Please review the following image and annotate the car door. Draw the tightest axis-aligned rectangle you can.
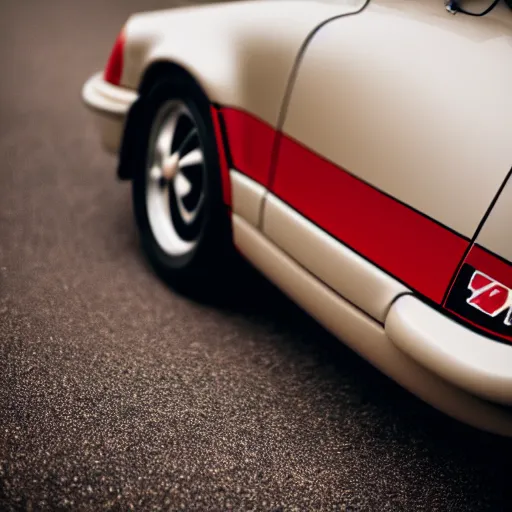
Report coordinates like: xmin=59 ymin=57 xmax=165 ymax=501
xmin=263 ymin=0 xmax=512 ymax=320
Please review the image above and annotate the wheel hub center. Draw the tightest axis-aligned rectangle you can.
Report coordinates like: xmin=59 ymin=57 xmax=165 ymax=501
xmin=162 ymin=153 xmax=180 ymax=181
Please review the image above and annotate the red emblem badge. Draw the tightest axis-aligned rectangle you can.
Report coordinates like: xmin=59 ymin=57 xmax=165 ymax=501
xmin=467 ymin=271 xmax=512 ymax=326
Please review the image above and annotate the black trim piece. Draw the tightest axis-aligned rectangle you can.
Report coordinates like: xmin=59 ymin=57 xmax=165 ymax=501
xmin=446 ymin=0 xmax=501 ymax=17
xmin=470 ymin=166 xmax=512 ymax=243
xmin=444 ymin=263 xmax=512 ymax=341
xmin=440 ymin=244 xmax=472 ymax=307
xmin=117 ymin=98 xmax=144 ymax=181
xmin=214 ymin=107 xmax=234 ymax=171
xmin=441 ymin=166 xmax=512 ymax=305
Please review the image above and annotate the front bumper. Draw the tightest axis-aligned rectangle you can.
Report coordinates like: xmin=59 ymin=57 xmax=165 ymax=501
xmin=82 ymin=72 xmax=138 ymax=154
xmin=387 ymin=295 xmax=512 ymax=406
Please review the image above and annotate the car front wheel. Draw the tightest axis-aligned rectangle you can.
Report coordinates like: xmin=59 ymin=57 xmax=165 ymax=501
xmin=132 ymin=76 xmax=233 ymax=294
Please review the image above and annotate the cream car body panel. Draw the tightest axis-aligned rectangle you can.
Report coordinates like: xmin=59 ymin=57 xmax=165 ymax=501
xmin=387 ymin=294 xmax=512 ymax=405
xmin=82 ymin=72 xmax=138 ymax=153
xmin=122 ymin=0 xmax=366 ymax=128
xmin=276 ymin=0 xmax=512 ymax=238
xmin=230 ymin=170 xmax=265 ymax=227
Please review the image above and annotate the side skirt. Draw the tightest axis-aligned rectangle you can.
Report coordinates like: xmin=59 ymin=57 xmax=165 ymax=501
xmin=232 ymin=212 xmax=512 ymax=436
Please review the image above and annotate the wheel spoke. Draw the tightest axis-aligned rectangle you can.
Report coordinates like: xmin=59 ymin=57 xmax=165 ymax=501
xmin=176 ymin=190 xmax=204 ymax=225
xmin=174 ymin=172 xmax=192 ymax=197
xmin=179 ymin=148 xmax=203 ymax=168
xmin=149 ymin=165 xmax=162 ymax=182
xmin=171 ymin=113 xmax=194 ymax=154
xmin=178 ymin=128 xmax=198 ymax=157
xmin=154 ymin=120 xmax=175 ymax=162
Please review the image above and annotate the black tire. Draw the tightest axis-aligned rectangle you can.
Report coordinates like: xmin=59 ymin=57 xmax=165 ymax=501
xmin=132 ymin=74 xmax=234 ymax=295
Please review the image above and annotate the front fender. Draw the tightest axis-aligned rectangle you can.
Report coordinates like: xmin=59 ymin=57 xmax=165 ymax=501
xmin=121 ymin=0 xmax=366 ymax=128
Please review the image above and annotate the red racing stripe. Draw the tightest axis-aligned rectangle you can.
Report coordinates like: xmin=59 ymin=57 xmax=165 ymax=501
xmin=271 ymin=135 xmax=469 ymax=304
xmin=219 ymin=106 xmax=469 ymax=303
xmin=221 ymin=108 xmax=276 ymax=186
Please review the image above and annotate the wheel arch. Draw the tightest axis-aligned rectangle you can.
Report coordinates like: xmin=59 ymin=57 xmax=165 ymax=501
xmin=118 ymin=59 xmax=232 ymax=208
xmin=118 ymin=59 xmax=210 ymax=182
xmin=137 ymin=60 xmax=210 ymax=103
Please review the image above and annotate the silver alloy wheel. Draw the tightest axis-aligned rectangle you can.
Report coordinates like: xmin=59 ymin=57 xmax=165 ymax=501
xmin=145 ymin=100 xmax=206 ymax=257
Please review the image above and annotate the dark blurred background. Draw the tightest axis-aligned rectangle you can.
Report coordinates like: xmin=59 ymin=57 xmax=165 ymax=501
xmin=1 ymin=0 xmax=512 ymax=510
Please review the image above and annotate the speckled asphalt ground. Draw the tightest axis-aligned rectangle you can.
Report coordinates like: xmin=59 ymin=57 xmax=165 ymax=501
xmin=1 ymin=1 xmax=512 ymax=510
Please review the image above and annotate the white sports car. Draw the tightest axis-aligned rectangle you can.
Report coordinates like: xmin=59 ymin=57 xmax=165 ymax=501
xmin=83 ymin=0 xmax=512 ymax=435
